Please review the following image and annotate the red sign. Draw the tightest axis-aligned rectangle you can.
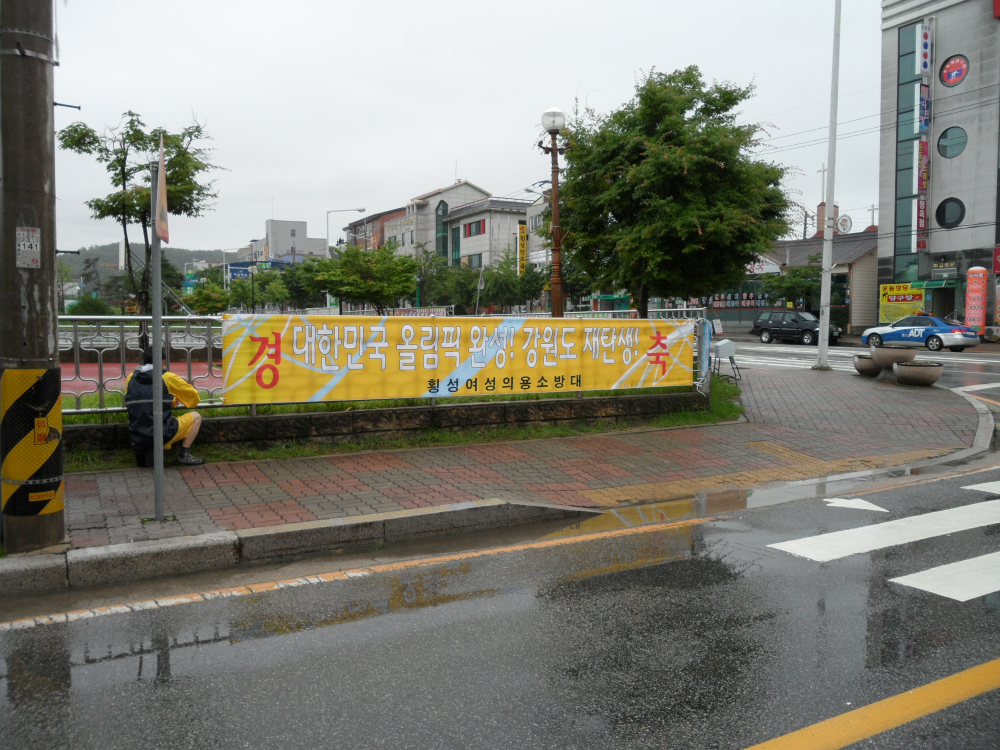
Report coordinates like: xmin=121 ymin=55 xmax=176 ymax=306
xmin=941 ymin=56 xmax=969 ymax=87
xmin=993 ymin=247 xmax=1000 ymax=274
xmin=886 ymin=293 xmax=923 ymax=303
xmin=966 ymin=267 xmax=988 ymax=333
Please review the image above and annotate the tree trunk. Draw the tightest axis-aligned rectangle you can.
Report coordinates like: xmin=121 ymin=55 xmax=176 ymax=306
xmin=637 ymin=284 xmax=649 ymax=319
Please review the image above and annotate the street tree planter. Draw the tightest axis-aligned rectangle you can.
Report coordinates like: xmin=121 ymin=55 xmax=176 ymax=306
xmin=853 ymin=354 xmax=881 ymax=377
xmin=893 ymin=361 xmax=944 ymax=387
xmin=870 ymin=344 xmax=916 ymax=383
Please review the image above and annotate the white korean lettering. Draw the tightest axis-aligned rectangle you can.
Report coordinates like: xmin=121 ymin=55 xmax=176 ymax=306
xmin=317 ymin=324 xmax=340 ymax=372
xmin=559 ymin=327 xmax=577 ymax=359
xmin=442 ymin=326 xmax=461 ymax=368
xmin=369 ymin=325 xmax=388 ymax=370
xmin=344 ymin=325 xmax=364 ymax=370
xmin=397 ymin=324 xmax=417 ymax=371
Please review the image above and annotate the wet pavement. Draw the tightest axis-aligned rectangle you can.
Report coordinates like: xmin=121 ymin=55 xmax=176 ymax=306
xmin=4 ymin=466 xmax=1000 ymax=748
xmin=733 ymin=340 xmax=1000 ymax=390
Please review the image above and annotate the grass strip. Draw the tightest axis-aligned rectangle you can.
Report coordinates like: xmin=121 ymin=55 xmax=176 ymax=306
xmin=64 ymin=377 xmax=742 ymax=473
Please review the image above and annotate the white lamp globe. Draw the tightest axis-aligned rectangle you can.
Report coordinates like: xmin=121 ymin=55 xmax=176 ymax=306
xmin=541 ymin=108 xmax=566 ymax=133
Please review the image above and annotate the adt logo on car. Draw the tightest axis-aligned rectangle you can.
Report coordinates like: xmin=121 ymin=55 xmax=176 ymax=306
xmin=903 ymin=329 xmax=924 ymax=339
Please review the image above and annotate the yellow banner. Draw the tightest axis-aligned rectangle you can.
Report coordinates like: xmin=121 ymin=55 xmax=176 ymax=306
xmin=879 ymin=283 xmax=925 ymax=324
xmin=222 ymin=315 xmax=695 ymax=404
xmin=518 ymin=224 xmax=527 ymax=275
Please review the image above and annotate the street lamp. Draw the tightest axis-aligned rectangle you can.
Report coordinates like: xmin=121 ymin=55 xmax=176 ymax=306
xmin=538 ymin=108 xmax=567 ymax=317
xmin=248 ymin=265 xmax=257 ymax=314
xmin=327 ymin=208 xmax=365 ymax=258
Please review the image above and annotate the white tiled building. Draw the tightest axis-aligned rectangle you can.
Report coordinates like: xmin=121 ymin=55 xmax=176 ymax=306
xmin=237 ymin=220 xmax=328 ymax=262
xmin=383 ymin=181 xmax=490 ymax=262
xmin=443 ymin=197 xmax=532 ymax=268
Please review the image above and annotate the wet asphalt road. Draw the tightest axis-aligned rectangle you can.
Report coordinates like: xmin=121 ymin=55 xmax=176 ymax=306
xmin=3 ymin=467 xmax=1000 ymax=748
xmin=733 ymin=341 xmax=1000 ymax=390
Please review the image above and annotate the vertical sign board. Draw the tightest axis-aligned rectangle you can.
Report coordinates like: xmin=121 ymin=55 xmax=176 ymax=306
xmin=880 ymin=283 xmax=925 ymax=323
xmin=916 ymin=199 xmax=928 ymax=251
xmin=518 ymin=222 xmax=528 ymax=275
xmin=966 ymin=267 xmax=988 ymax=333
xmin=916 ymin=23 xmax=932 ymax=76
xmin=917 ymin=141 xmax=929 ymax=194
xmin=919 ymin=84 xmax=931 ymax=132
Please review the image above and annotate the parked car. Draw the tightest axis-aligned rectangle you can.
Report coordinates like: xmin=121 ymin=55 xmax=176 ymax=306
xmin=750 ymin=311 xmax=842 ymax=345
xmin=861 ymin=315 xmax=979 ymax=352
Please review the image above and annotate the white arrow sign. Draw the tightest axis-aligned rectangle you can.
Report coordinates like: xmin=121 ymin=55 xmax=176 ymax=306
xmin=823 ymin=498 xmax=889 ymax=512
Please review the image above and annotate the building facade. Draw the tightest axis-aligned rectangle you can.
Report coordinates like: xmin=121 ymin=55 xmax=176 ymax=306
xmin=443 ymin=197 xmax=531 ymax=268
xmin=344 ymin=207 xmax=405 ymax=250
xmin=879 ymin=0 xmax=1000 ymax=326
xmin=526 ymin=194 xmax=550 ymax=265
xmin=237 ymin=220 xmax=329 ymax=262
xmin=382 ymin=181 xmax=490 ymax=262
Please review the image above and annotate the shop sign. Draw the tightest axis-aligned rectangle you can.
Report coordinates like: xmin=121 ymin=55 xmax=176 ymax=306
xmin=966 ymin=267 xmax=988 ymax=333
xmin=879 ymin=283 xmax=924 ymax=323
xmin=221 ymin=315 xmax=696 ymax=404
xmin=940 ymin=55 xmax=969 ymax=87
xmin=919 ymin=84 xmax=931 ymax=132
xmin=917 ymin=141 xmax=929 ymax=194
xmin=916 ymin=24 xmax=933 ymax=76
xmin=915 ymin=199 xmax=928 ymax=252
xmin=994 ymin=247 xmax=1000 ymax=275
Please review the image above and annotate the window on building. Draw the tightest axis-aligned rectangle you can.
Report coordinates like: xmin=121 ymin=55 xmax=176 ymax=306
xmin=291 ymin=229 xmax=296 ymax=237
xmin=529 ymin=215 xmax=545 ymax=232
xmin=937 ymin=127 xmax=968 ymax=158
xmin=893 ymin=21 xmax=925 ymax=280
xmin=469 ymin=254 xmax=482 ymax=269
xmin=464 ymin=219 xmax=486 ymax=238
xmin=410 ymin=231 xmax=414 ymax=245
xmin=452 ymin=227 xmax=461 ymax=266
xmin=936 ymin=198 xmax=965 ymax=228
xmin=435 ymin=201 xmax=448 ymax=258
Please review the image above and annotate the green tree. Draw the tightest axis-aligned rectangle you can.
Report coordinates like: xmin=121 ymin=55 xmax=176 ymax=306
xmin=161 ymin=256 xmax=184 ymax=292
xmin=562 ymin=257 xmax=594 ymax=308
xmin=517 ymin=263 xmax=547 ymax=311
xmin=196 ymin=266 xmax=225 ymax=287
xmin=56 ymin=261 xmax=73 ymax=314
xmin=560 ymin=67 xmax=789 ymax=317
xmin=280 ymin=260 xmax=326 ymax=309
xmin=413 ymin=242 xmax=446 ymax=307
xmin=229 ymin=278 xmax=253 ymax=310
xmin=263 ymin=278 xmax=291 ymax=309
xmin=429 ymin=265 xmax=480 ymax=312
xmin=58 ymin=112 xmax=220 ymax=314
xmin=188 ymin=282 xmax=230 ymax=315
xmin=67 ymin=295 xmax=115 ymax=316
xmin=312 ymin=241 xmax=418 ymax=314
xmin=760 ymin=253 xmax=843 ymax=313
xmin=81 ymin=256 xmax=104 ymax=299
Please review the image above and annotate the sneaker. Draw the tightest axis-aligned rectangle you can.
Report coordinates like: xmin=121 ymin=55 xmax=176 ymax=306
xmin=135 ymin=450 xmax=153 ymax=468
xmin=174 ymin=453 xmax=206 ymax=467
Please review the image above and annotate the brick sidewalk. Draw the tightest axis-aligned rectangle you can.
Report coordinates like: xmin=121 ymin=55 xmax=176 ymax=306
xmin=63 ymin=368 xmax=978 ymax=548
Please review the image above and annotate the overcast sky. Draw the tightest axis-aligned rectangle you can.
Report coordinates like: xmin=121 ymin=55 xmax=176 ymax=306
xmin=53 ymin=0 xmax=882 ymax=252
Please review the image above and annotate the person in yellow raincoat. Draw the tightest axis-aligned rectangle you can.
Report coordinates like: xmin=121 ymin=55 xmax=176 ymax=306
xmin=125 ymin=347 xmax=205 ymax=467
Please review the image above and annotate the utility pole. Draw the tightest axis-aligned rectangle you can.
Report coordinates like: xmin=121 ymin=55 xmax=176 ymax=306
xmin=150 ymin=162 xmax=165 ymax=522
xmin=815 ymin=0 xmax=842 ymax=372
xmin=0 ymin=1 xmax=64 ymax=551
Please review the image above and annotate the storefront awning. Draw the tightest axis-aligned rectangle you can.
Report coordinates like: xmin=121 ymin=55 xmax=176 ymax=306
xmin=910 ymin=279 xmax=958 ymax=289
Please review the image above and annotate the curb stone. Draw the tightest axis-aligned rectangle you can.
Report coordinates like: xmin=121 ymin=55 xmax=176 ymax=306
xmin=0 ymin=500 xmax=599 ymax=597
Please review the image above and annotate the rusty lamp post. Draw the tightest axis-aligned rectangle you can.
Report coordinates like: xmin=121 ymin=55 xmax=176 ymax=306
xmin=539 ymin=108 xmax=567 ymax=317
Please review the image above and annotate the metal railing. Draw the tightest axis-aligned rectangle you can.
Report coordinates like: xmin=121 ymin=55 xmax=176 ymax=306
xmin=59 ymin=316 xmax=223 ymax=413
xmin=59 ymin=311 xmax=710 ymax=414
xmin=481 ymin=308 xmax=708 ymax=320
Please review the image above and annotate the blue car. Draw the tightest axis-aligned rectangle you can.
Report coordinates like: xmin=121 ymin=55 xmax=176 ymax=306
xmin=861 ymin=315 xmax=979 ymax=352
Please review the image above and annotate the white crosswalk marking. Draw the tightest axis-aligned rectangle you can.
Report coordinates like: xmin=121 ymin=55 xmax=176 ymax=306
xmin=962 ymin=480 xmax=1000 ymax=494
xmin=768 ymin=500 xmax=1000 ymax=562
xmin=890 ymin=551 xmax=1000 ymax=602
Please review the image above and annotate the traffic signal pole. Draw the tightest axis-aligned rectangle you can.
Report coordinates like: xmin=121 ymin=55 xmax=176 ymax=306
xmin=0 ymin=0 xmax=65 ymax=551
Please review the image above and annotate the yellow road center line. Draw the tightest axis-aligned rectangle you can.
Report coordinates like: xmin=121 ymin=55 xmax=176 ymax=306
xmin=0 ymin=516 xmax=714 ymax=631
xmin=971 ymin=394 xmax=1000 ymax=409
xmin=745 ymin=656 xmax=1000 ymax=750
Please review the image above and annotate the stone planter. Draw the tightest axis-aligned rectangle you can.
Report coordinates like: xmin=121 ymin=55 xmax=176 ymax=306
xmin=893 ymin=361 xmax=944 ymax=387
xmin=870 ymin=345 xmax=917 ymax=383
xmin=853 ymin=354 xmax=881 ymax=377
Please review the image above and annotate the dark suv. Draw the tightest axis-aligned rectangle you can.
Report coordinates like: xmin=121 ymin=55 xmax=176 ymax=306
xmin=751 ymin=311 xmax=842 ymax=345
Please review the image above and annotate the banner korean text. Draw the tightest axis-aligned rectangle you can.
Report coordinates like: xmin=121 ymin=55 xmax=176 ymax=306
xmin=222 ymin=315 xmax=695 ymax=404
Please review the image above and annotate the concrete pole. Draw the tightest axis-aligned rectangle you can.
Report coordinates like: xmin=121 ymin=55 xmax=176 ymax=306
xmin=815 ymin=0 xmax=842 ymax=371
xmin=0 ymin=1 xmax=65 ymax=551
xmin=150 ymin=163 xmax=165 ymax=522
